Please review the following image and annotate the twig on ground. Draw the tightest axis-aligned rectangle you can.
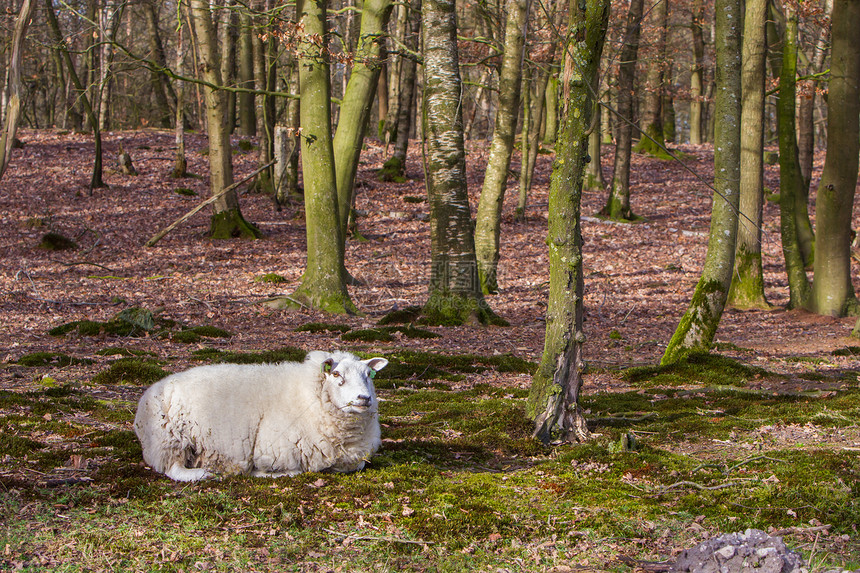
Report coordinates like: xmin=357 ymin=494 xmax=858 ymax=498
xmin=50 ymin=260 xmax=115 ymax=272
xmin=770 ymin=524 xmax=831 ymax=537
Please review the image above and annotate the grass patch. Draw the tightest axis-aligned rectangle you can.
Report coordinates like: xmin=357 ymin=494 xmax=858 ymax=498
xmin=95 ymin=347 xmax=155 ymax=357
xmin=171 ymin=325 xmax=234 ymax=344
xmin=376 ymin=306 xmax=423 ymax=325
xmin=37 ymin=232 xmax=77 ymax=251
xmin=174 ymin=187 xmax=197 ymax=197
xmin=341 ymin=328 xmax=394 ymax=343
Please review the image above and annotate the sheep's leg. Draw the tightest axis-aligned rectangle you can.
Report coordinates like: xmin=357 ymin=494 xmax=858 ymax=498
xmin=165 ymin=462 xmax=212 ymax=482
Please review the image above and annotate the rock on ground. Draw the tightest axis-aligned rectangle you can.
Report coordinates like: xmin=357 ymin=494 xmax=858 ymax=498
xmin=670 ymin=529 xmax=804 ymax=573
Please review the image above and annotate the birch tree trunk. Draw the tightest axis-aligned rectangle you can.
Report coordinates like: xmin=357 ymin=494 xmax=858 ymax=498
xmin=474 ymin=0 xmax=530 ymax=294
xmin=811 ymin=0 xmax=860 ymax=317
xmin=0 ymin=0 xmax=35 ymax=181
xmin=727 ymin=0 xmax=770 ymax=309
xmin=189 ymin=0 xmax=259 ymax=239
xmin=662 ymin=0 xmax=741 ymax=364
xmin=528 ymin=0 xmax=609 ymax=443
xmin=421 ymin=0 xmax=501 ymax=325
xmin=601 ymin=0 xmax=643 ymax=221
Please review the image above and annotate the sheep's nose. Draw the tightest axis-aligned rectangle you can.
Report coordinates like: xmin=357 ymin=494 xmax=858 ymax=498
xmin=356 ymin=394 xmax=372 ymax=405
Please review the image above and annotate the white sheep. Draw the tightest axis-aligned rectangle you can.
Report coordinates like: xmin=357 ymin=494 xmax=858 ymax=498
xmin=133 ymin=351 xmax=388 ymax=482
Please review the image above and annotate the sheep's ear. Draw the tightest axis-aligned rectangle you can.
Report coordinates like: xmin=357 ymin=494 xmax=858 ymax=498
xmin=364 ymin=357 xmax=388 ymax=372
xmin=322 ymin=358 xmax=334 ymax=373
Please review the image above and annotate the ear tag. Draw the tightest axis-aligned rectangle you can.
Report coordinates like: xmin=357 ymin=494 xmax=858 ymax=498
xmin=369 ymin=370 xmax=376 ymax=379
xmin=323 ymin=361 xmax=333 ymax=373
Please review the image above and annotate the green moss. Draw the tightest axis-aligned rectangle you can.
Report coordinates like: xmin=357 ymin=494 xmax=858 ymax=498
xmin=420 ymin=293 xmax=508 ymax=327
xmin=90 ymin=359 xmax=169 ymax=386
xmin=383 ymin=326 xmax=440 ymax=339
xmin=377 ymin=306 xmax=423 ymax=325
xmin=38 ymin=232 xmax=77 ymax=251
xmin=209 ymin=209 xmax=261 ymax=240
xmin=295 ymin=322 xmax=352 ymax=333
xmin=608 ymin=329 xmax=622 ymax=340
xmin=403 ymin=196 xmax=425 ymax=203
xmin=378 ymin=156 xmax=405 ymax=182
xmin=236 ymin=139 xmax=256 ymax=152
xmin=832 ymin=346 xmax=860 ymax=357
xmin=95 ymin=347 xmax=154 ymax=357
xmin=624 ymin=352 xmax=766 ymax=388
xmin=16 ymin=352 xmax=93 ymax=367
xmin=191 ymin=346 xmax=306 ymax=364
xmin=174 ymin=187 xmax=197 ymax=197
xmin=0 ymin=431 xmax=44 ymax=457
xmin=254 ymin=273 xmax=288 ymax=284
xmin=341 ymin=328 xmax=394 ymax=342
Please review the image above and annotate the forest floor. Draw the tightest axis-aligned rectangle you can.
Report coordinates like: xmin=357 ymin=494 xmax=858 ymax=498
xmin=0 ymin=128 xmax=859 ymax=572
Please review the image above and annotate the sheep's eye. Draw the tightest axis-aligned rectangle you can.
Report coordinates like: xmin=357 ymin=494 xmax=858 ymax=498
xmin=332 ymin=371 xmax=341 ymax=378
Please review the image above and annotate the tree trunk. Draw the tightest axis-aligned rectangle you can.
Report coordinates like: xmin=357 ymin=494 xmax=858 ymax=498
xmin=516 ymin=69 xmax=550 ymax=221
xmin=689 ymin=0 xmax=705 ymax=144
xmin=237 ymin=7 xmax=257 ymax=137
xmin=584 ymin=99 xmax=605 ymax=192
xmin=251 ymin=0 xmax=277 ymax=195
xmin=797 ymin=0 xmax=831 ymax=191
xmin=381 ymin=0 xmax=422 ymax=180
xmin=633 ymin=0 xmax=669 ymax=156
xmin=601 ymin=0 xmax=643 ymax=221
xmin=777 ymin=8 xmax=812 ymax=310
xmin=189 ymin=0 xmax=259 ymax=239
xmin=172 ymin=20 xmax=188 ymax=179
xmin=98 ymin=0 xmax=124 ymax=131
xmin=268 ymin=0 xmax=356 ymax=313
xmin=219 ymin=1 xmax=238 ymax=134
xmin=474 ymin=0 xmax=530 ymax=294
xmin=542 ymin=75 xmax=558 ymax=145
xmin=528 ymin=0 xmax=609 ymax=443
xmin=0 ymin=0 xmax=36 ymax=181
xmin=662 ymin=0 xmax=741 ymax=364
xmin=45 ymin=0 xmax=106 ymax=191
xmin=421 ymin=0 xmax=501 ymax=325
xmin=143 ymin=1 xmax=176 ymax=128
xmin=727 ymin=0 xmax=769 ymax=309
xmin=332 ymin=0 xmax=394 ymax=242
xmin=811 ymin=0 xmax=860 ymax=317
xmin=275 ymin=64 xmax=302 ymax=205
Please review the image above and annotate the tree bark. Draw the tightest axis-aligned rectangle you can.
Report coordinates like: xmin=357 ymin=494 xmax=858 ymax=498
xmin=474 ymin=0 xmax=530 ymax=294
xmin=268 ymin=0 xmax=356 ymax=313
xmin=421 ymin=0 xmax=501 ymax=325
xmin=0 ymin=0 xmax=36 ymax=181
xmin=601 ymin=0 xmax=643 ymax=221
xmin=811 ymin=0 xmax=860 ymax=317
xmin=727 ymin=0 xmax=769 ymax=309
xmin=776 ymin=8 xmax=812 ymax=310
xmin=143 ymin=1 xmax=176 ymax=128
xmin=332 ymin=0 xmax=394 ymax=242
xmin=172 ymin=19 xmax=188 ymax=179
xmin=98 ymin=0 xmax=124 ymax=131
xmin=689 ymin=0 xmax=705 ymax=144
xmin=237 ymin=6 xmax=257 ymax=136
xmin=189 ymin=0 xmax=259 ymax=239
xmin=662 ymin=0 xmax=741 ymax=364
xmin=528 ymin=0 xmax=609 ymax=443
xmin=633 ymin=0 xmax=669 ymax=156
xmin=45 ymin=0 xmax=106 ymax=191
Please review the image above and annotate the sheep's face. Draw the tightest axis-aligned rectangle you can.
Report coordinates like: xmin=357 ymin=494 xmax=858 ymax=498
xmin=322 ymin=357 xmax=388 ymax=415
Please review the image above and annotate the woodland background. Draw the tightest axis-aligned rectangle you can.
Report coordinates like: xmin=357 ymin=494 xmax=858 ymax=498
xmin=0 ymin=0 xmax=859 ymax=570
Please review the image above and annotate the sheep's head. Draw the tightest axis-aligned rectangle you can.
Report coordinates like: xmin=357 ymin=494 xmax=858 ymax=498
xmin=321 ymin=355 xmax=388 ymax=415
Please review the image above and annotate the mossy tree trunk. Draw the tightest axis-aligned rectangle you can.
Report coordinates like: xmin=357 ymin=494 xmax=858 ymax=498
xmin=189 ymin=0 xmax=259 ymax=239
xmin=601 ymin=0 xmax=643 ymax=221
xmin=662 ymin=0 xmax=741 ymax=365
xmin=421 ymin=0 xmax=500 ymax=325
xmin=633 ymin=0 xmax=669 ymax=157
xmin=727 ymin=0 xmax=769 ymax=309
xmin=527 ymin=0 xmax=609 ymax=443
xmin=811 ymin=0 xmax=860 ymax=317
xmin=0 ymin=0 xmax=35 ymax=181
xmin=474 ymin=0 xmax=530 ymax=294
xmin=237 ymin=7 xmax=257 ymax=137
xmin=776 ymin=8 xmax=811 ymax=310
xmin=689 ymin=0 xmax=705 ymax=145
xmin=332 ymin=0 xmax=394 ymax=241
xmin=269 ymin=0 xmax=356 ymax=314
